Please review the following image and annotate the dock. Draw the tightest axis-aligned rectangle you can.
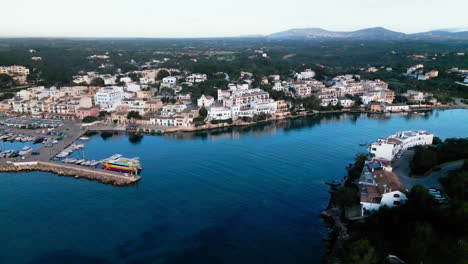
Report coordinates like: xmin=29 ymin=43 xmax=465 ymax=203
xmin=0 ymin=122 xmax=141 ymax=186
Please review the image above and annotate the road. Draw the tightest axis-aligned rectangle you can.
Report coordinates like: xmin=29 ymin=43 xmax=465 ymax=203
xmin=393 ymin=150 xmax=464 ymax=190
xmin=454 ymin=98 xmax=468 ymax=109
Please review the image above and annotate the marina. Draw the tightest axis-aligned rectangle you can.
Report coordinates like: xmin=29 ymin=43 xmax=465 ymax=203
xmin=0 ymin=122 xmax=142 ymax=185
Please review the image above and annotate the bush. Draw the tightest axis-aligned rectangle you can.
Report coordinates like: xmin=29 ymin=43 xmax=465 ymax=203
xmin=82 ymin=116 xmax=98 ymax=123
xmin=242 ymin=116 xmax=252 ymax=122
xmin=210 ymin=118 xmax=232 ymax=125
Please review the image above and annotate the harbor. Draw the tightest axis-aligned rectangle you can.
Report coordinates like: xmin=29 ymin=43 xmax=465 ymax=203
xmin=0 ymin=121 xmax=142 ymax=186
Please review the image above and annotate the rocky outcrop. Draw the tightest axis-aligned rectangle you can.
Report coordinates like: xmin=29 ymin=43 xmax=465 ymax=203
xmin=321 ymin=208 xmax=349 ymax=264
xmin=0 ymin=162 xmax=140 ymax=186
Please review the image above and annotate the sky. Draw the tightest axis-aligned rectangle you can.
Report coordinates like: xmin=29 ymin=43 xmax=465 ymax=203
xmin=1 ymin=0 xmax=467 ymax=38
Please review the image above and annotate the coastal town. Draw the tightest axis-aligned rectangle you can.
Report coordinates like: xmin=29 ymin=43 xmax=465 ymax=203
xmin=1 ymin=2 xmax=468 ymax=262
xmin=0 ymin=61 xmax=461 ymax=135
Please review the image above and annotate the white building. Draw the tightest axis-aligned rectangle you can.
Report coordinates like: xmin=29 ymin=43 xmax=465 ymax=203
xmin=251 ymin=99 xmax=277 ymax=115
xmin=297 ymin=69 xmax=315 ymax=80
xmin=120 ymin=77 xmax=132 ymax=83
xmin=186 ymin=73 xmax=207 ymax=83
xmin=103 ymin=76 xmax=117 ymax=85
xmin=95 ymin=86 xmax=124 ymax=111
xmin=382 ymin=104 xmax=410 ymax=112
xmin=339 ymin=98 xmax=355 ymax=107
xmin=161 ymin=77 xmax=177 ymax=88
xmin=208 ymin=105 xmax=232 ymax=120
xmin=197 ymin=95 xmax=215 ymax=107
xmin=369 ymin=130 xmax=434 ymax=161
xmin=360 ymin=94 xmax=375 ymax=105
xmin=126 ymin=83 xmax=141 ymax=93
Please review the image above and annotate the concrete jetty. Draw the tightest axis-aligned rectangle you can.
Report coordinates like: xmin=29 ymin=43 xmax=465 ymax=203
xmin=0 ymin=161 xmax=140 ymax=186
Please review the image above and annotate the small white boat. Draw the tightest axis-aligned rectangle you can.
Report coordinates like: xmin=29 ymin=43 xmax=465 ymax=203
xmin=19 ymin=149 xmax=32 ymax=156
xmin=79 ymin=137 xmax=90 ymax=140
xmin=22 ymin=146 xmax=31 ymax=151
xmin=109 ymin=154 xmax=122 ymax=160
xmin=68 ymin=158 xmax=77 ymax=163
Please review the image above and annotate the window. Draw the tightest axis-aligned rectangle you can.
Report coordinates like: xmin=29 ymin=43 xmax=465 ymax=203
xmin=393 ymin=194 xmax=400 ymax=198
xmin=393 ymin=201 xmax=400 ymax=205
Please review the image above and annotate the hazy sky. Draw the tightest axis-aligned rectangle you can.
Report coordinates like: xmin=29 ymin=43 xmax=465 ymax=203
xmin=1 ymin=0 xmax=467 ymax=38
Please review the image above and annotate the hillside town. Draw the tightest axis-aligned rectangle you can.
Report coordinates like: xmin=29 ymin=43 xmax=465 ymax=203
xmin=0 ymin=62 xmax=451 ymax=133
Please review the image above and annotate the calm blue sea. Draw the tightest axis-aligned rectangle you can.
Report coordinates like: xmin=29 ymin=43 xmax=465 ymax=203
xmin=0 ymin=110 xmax=467 ymax=264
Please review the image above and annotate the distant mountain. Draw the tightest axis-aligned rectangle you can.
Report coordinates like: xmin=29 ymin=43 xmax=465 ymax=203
xmin=268 ymin=27 xmax=405 ymax=40
xmin=267 ymin=27 xmax=468 ymax=40
xmin=409 ymin=29 xmax=468 ymax=40
xmin=433 ymin=27 xmax=468 ymax=33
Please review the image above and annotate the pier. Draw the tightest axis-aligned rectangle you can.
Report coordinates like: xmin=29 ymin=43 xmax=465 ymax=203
xmin=0 ymin=161 xmax=140 ymax=186
xmin=0 ymin=122 xmax=141 ymax=186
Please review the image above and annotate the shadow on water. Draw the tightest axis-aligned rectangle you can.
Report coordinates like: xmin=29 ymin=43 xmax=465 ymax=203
xmin=129 ymin=134 xmax=144 ymax=144
xmin=27 ymin=250 xmax=111 ymax=264
xmin=114 ymin=210 xmax=246 ymax=264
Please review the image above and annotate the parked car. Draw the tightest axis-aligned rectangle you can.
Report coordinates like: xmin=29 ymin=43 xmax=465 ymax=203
xmin=31 ymin=152 xmax=40 ymax=155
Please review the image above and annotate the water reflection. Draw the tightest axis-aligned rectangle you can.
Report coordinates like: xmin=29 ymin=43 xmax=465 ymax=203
xmin=94 ymin=110 xmax=438 ymax=144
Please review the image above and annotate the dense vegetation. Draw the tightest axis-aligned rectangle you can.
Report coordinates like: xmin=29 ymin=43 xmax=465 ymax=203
xmin=330 ymin=153 xmax=367 ymax=209
xmin=0 ymin=38 xmax=467 ymax=98
xmin=341 ymin=160 xmax=468 ymax=264
xmin=410 ymin=138 xmax=468 ymax=174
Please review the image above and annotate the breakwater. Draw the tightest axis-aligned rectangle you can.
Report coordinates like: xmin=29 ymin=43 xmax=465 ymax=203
xmin=0 ymin=161 xmax=140 ymax=186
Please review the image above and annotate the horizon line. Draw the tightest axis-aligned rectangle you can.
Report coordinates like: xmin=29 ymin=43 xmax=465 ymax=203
xmin=1 ymin=26 xmax=467 ymax=39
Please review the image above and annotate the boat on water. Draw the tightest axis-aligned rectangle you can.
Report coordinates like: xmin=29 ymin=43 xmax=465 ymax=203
xmin=109 ymin=154 xmax=122 ymax=160
xmin=79 ymin=137 xmax=90 ymax=140
xmin=102 ymin=156 xmax=142 ymax=175
xmin=359 ymin=142 xmax=367 ymax=146
xmin=22 ymin=146 xmax=31 ymax=151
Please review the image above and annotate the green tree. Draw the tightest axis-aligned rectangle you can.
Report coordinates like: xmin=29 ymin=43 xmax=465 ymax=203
xmin=410 ymin=146 xmax=438 ymax=174
xmin=332 ymin=186 xmax=358 ymax=208
xmin=98 ymin=111 xmax=109 ymax=118
xmin=91 ymin=77 xmax=105 ymax=86
xmin=157 ymin=70 xmax=170 ymax=80
xmin=128 ymin=72 xmax=141 ymax=82
xmin=0 ymin=74 xmax=15 ymax=89
xmin=127 ymin=111 xmax=142 ymax=120
xmin=199 ymin=107 xmax=207 ymax=117
xmin=408 ymin=222 xmax=436 ymax=263
xmin=344 ymin=239 xmax=378 ymax=264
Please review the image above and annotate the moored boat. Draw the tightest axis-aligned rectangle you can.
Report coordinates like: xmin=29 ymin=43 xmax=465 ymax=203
xmin=101 ymin=156 xmax=142 ymax=175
